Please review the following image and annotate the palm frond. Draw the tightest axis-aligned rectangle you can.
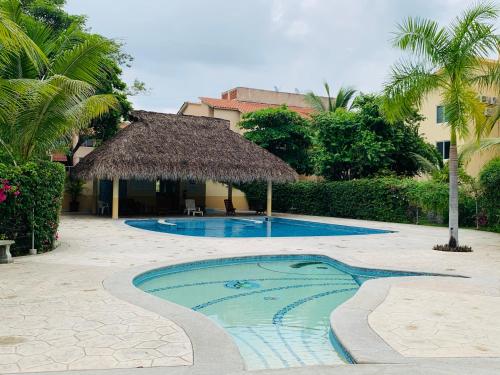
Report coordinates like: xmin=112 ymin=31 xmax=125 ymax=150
xmin=334 ymin=86 xmax=357 ymax=110
xmin=443 ymin=82 xmax=486 ymax=140
xmin=305 ymin=92 xmax=326 ymax=112
xmin=460 ymin=137 xmax=500 ymax=162
xmin=0 ymin=9 xmax=47 ymax=72
xmin=50 ymin=34 xmax=117 ymax=87
xmin=323 ymin=82 xmax=333 ymax=112
xmin=447 ymin=2 xmax=499 ymax=68
xmin=471 ymin=60 xmax=500 ymax=90
xmin=410 ymin=152 xmax=440 ymax=173
xmin=393 ymin=16 xmax=449 ymax=64
xmin=383 ymin=59 xmax=442 ymax=121
xmin=66 ymin=94 xmax=119 ymax=130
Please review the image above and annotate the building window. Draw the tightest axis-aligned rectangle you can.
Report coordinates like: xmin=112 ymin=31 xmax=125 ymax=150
xmin=436 ymin=141 xmax=451 ymax=160
xmin=436 ymin=105 xmax=448 ymax=124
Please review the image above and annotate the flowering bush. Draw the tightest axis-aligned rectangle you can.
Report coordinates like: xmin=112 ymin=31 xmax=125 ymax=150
xmin=0 ymin=161 xmax=65 ymax=254
xmin=0 ymin=179 xmax=20 ymax=204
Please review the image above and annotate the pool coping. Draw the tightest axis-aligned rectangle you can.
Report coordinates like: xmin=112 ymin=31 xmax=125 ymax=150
xmin=102 ymin=252 xmax=495 ymax=374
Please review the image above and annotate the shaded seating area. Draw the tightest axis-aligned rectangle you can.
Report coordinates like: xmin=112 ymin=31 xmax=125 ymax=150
xmin=74 ymin=111 xmax=297 ymax=219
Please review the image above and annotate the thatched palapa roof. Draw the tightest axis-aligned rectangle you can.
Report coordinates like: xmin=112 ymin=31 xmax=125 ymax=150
xmin=74 ymin=111 xmax=298 ymax=183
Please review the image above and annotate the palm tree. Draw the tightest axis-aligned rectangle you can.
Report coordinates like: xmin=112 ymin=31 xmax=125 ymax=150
xmin=0 ymin=0 xmax=118 ymax=163
xmin=305 ymin=82 xmax=357 ymax=112
xmin=384 ymin=2 xmax=499 ymax=247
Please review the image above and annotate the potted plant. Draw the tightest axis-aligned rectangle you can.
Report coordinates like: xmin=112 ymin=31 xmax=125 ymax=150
xmin=66 ymin=177 xmax=85 ymax=212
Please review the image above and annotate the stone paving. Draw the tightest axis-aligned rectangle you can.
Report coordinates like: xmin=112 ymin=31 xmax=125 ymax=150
xmin=369 ymin=286 xmax=500 ymax=357
xmin=0 ymin=215 xmax=499 ymax=373
xmin=0 ymin=262 xmax=191 ymax=373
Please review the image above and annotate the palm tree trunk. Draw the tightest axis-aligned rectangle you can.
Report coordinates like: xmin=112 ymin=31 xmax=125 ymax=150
xmin=448 ymin=131 xmax=459 ymax=247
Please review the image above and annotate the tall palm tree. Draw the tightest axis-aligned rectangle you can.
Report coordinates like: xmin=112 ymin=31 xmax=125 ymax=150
xmin=305 ymin=82 xmax=357 ymax=112
xmin=0 ymin=0 xmax=118 ymax=163
xmin=384 ymin=2 xmax=499 ymax=247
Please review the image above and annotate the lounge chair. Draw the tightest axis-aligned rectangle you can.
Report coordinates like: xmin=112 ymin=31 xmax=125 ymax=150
xmin=184 ymin=199 xmax=203 ymax=216
xmin=224 ymin=199 xmax=236 ymax=216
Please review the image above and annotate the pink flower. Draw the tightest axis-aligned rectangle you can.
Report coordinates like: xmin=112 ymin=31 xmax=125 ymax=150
xmin=14 ymin=191 xmax=20 ymax=197
xmin=0 ymin=192 xmax=6 ymax=203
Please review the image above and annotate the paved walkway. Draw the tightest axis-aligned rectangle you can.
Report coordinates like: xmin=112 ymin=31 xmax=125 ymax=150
xmin=0 ymin=215 xmax=499 ymax=374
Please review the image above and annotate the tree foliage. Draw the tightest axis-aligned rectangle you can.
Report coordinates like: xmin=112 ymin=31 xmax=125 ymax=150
xmin=0 ymin=0 xmax=135 ymax=163
xmin=312 ymin=94 xmax=442 ymax=180
xmin=480 ymin=157 xmax=500 ymax=230
xmin=239 ymin=106 xmax=313 ymax=174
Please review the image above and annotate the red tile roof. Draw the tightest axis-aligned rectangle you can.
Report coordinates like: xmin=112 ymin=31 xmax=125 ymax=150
xmin=200 ymin=97 xmax=314 ymax=117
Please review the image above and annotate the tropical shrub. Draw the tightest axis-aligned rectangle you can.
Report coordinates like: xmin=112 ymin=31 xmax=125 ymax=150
xmin=0 ymin=161 xmax=65 ymax=255
xmin=239 ymin=106 xmax=313 ymax=175
xmin=239 ymin=178 xmax=476 ymax=227
xmin=480 ymin=157 xmax=500 ymax=231
xmin=311 ymin=95 xmax=442 ymax=180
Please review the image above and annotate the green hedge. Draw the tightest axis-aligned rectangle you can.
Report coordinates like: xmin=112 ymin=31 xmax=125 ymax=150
xmin=239 ymin=177 xmax=477 ymax=227
xmin=480 ymin=157 xmax=500 ymax=231
xmin=0 ymin=161 xmax=66 ymax=255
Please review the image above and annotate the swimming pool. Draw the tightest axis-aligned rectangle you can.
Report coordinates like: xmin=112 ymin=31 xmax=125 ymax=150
xmin=134 ymin=255 xmax=429 ymax=370
xmin=126 ymin=217 xmax=393 ymax=237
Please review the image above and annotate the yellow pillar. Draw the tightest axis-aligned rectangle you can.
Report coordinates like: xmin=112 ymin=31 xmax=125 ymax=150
xmin=112 ymin=178 xmax=119 ymax=219
xmin=267 ymin=181 xmax=272 ymax=217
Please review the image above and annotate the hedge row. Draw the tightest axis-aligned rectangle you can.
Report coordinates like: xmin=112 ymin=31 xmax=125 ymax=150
xmin=480 ymin=158 xmax=500 ymax=231
xmin=239 ymin=177 xmax=478 ymax=228
xmin=0 ymin=161 xmax=66 ymax=255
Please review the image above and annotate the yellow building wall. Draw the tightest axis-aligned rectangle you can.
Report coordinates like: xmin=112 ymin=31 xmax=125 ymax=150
xmin=181 ymin=102 xmax=211 ymax=117
xmin=419 ymin=88 xmax=499 ymax=176
xmin=212 ymin=108 xmax=244 ymax=134
xmin=205 ymin=181 xmax=249 ymax=211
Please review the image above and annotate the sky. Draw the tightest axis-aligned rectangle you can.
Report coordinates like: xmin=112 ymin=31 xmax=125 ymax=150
xmin=65 ymin=0 xmax=485 ymax=113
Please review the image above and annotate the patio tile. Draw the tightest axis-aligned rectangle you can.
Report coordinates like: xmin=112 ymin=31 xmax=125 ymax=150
xmin=0 ymin=215 xmax=498 ymax=372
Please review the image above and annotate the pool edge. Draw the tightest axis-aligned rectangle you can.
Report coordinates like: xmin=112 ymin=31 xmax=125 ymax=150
xmin=104 ymin=252 xmax=468 ymax=373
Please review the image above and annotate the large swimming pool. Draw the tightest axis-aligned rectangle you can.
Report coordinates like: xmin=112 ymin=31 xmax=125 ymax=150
xmin=126 ymin=217 xmax=393 ymax=238
xmin=134 ymin=255 xmax=429 ymax=370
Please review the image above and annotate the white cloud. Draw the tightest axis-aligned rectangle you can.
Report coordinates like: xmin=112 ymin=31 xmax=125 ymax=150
xmin=65 ymin=0 xmax=499 ymax=112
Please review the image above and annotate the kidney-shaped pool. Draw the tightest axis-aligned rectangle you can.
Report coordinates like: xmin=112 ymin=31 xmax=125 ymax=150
xmin=134 ymin=255 xmax=434 ymax=370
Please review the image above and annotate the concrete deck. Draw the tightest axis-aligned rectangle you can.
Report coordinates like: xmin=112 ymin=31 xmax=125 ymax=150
xmin=0 ymin=215 xmax=499 ymax=374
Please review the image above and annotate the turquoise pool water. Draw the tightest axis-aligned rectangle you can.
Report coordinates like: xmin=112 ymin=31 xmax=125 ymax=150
xmin=126 ymin=217 xmax=393 ymax=237
xmin=134 ymin=255 xmax=427 ymax=370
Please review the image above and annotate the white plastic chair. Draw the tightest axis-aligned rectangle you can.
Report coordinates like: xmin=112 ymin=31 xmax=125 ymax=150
xmin=184 ymin=199 xmax=203 ymax=216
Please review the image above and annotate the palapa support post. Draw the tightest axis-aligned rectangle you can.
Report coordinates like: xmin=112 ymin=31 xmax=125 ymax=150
xmin=267 ymin=180 xmax=272 ymax=217
xmin=112 ymin=178 xmax=119 ymax=219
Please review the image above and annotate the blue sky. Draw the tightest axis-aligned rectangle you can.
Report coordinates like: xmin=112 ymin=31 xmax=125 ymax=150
xmin=65 ymin=0 xmax=489 ymax=113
